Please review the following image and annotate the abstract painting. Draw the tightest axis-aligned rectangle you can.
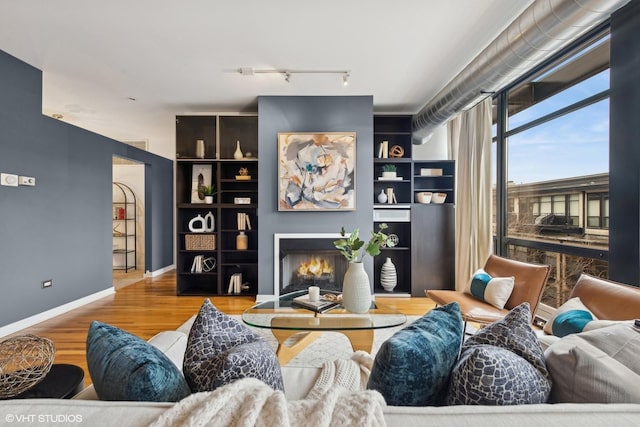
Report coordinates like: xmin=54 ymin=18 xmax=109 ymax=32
xmin=278 ymin=132 xmax=356 ymax=211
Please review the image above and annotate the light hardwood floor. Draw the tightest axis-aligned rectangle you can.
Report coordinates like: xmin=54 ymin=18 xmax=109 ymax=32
xmin=9 ymin=270 xmax=436 ymax=385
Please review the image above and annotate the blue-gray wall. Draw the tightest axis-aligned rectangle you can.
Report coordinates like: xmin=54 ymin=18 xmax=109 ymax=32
xmin=257 ymin=96 xmax=374 ymax=295
xmin=0 ymin=49 xmax=174 ymax=327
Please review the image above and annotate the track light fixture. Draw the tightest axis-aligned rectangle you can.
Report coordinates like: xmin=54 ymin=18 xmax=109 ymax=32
xmin=239 ymin=67 xmax=350 ymax=85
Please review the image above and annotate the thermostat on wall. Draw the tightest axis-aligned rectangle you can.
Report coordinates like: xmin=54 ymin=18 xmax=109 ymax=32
xmin=1 ymin=173 xmax=18 ymax=187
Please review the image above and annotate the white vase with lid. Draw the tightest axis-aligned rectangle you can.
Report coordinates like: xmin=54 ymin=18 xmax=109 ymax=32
xmin=342 ymin=262 xmax=372 ymax=314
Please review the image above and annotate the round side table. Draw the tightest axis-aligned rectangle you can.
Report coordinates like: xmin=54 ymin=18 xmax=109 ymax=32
xmin=11 ymin=364 xmax=85 ymax=399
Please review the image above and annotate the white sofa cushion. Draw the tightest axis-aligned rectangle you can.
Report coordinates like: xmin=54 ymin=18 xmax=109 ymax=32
xmin=545 ymin=323 xmax=640 ymax=403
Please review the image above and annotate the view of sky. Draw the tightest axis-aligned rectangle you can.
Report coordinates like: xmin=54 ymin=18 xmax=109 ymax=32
xmin=493 ymin=64 xmax=609 ymax=185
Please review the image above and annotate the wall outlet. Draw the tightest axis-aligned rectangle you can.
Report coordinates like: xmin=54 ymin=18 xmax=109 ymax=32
xmin=42 ymin=279 xmax=53 ymax=288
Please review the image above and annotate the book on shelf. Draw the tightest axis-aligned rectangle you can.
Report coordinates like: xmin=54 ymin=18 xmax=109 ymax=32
xmin=378 ymin=140 xmax=389 ymax=158
xmin=227 ymin=272 xmax=242 ymax=294
xmin=292 ymin=294 xmax=340 ymax=313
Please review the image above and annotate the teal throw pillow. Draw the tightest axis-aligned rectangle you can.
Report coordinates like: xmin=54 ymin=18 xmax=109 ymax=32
xmin=468 ymin=269 xmax=515 ymax=309
xmin=86 ymin=321 xmax=190 ymax=402
xmin=367 ymin=302 xmax=464 ymax=406
xmin=183 ymin=299 xmax=284 ymax=393
xmin=543 ymin=297 xmax=598 ymax=337
xmin=552 ymin=310 xmax=594 ymax=337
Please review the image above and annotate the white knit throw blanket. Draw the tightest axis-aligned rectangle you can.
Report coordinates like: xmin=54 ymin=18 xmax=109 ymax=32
xmin=150 ymin=351 xmax=386 ymax=427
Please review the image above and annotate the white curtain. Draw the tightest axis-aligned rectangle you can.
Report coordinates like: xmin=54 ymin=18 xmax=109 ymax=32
xmin=447 ymin=98 xmax=493 ymax=291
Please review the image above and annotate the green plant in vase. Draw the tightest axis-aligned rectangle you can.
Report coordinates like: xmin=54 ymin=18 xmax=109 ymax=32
xmin=333 ymin=223 xmax=389 ymax=313
xmin=202 ymin=185 xmax=216 ymax=203
xmin=382 ymin=164 xmax=397 ymax=178
xmin=333 ymin=223 xmax=389 ymax=262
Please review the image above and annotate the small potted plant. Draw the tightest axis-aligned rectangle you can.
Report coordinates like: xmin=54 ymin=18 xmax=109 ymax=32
xmin=334 ymin=223 xmax=389 ymax=263
xmin=382 ymin=164 xmax=397 ymax=179
xmin=334 ymin=223 xmax=388 ymax=313
xmin=202 ymin=185 xmax=216 ymax=204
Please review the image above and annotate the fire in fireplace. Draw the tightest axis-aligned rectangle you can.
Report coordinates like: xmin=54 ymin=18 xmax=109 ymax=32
xmin=297 ymin=255 xmax=335 ymax=283
xmin=275 ymin=234 xmax=348 ymax=295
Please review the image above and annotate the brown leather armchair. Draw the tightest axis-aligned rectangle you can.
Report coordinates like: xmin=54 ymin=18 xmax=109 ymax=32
xmin=427 ymin=254 xmax=550 ymax=325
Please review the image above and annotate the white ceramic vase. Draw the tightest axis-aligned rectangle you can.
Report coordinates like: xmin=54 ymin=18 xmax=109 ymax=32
xmin=234 ymin=140 xmax=243 ymax=159
xmin=196 ymin=139 xmax=205 ymax=159
xmin=342 ymin=262 xmax=372 ymax=313
xmin=377 ymin=189 xmax=388 ymax=204
xmin=380 ymin=257 xmax=397 ymax=292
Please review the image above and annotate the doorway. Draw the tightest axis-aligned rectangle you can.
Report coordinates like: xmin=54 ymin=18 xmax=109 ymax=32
xmin=112 ymin=155 xmax=145 ymax=289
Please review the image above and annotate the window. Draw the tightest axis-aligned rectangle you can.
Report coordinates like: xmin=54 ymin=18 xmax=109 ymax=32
xmin=587 ymin=193 xmax=609 ymax=229
xmin=493 ymin=30 xmax=610 ymax=308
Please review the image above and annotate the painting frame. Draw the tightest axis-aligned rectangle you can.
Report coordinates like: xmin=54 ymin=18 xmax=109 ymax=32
xmin=278 ymin=132 xmax=356 ymax=211
xmin=191 ymin=164 xmax=212 ymax=204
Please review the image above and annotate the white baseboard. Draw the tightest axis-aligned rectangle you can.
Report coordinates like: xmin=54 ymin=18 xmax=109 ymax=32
xmin=256 ymin=294 xmax=276 ymax=302
xmin=145 ymin=264 xmax=175 ymax=278
xmin=0 ymin=287 xmax=115 ymax=338
xmin=374 ymin=292 xmax=411 ymax=298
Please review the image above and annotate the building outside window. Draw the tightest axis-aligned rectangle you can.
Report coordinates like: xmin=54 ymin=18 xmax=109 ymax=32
xmin=492 ymin=30 xmax=610 ymax=310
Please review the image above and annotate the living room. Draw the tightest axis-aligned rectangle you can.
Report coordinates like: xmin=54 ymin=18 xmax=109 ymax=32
xmin=1 ymin=1 xmax=640 ymax=424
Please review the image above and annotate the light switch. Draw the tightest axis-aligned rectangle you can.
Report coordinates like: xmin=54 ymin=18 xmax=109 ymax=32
xmin=1 ymin=173 xmax=18 ymax=187
xmin=19 ymin=176 xmax=36 ymax=186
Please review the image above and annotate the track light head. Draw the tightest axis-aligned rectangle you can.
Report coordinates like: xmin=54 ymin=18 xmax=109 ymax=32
xmin=238 ymin=67 xmax=350 ymax=85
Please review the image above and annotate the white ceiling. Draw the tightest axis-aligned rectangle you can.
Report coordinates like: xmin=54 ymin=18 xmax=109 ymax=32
xmin=0 ymin=0 xmax=533 ymax=158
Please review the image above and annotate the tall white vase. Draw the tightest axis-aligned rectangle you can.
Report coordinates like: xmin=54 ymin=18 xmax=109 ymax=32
xmin=380 ymin=257 xmax=397 ymax=292
xmin=342 ymin=262 xmax=372 ymax=313
xmin=234 ymin=140 xmax=244 ymax=159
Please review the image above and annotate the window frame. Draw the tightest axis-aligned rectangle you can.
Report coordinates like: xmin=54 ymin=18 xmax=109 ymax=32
xmin=493 ymin=23 xmax=611 ymax=308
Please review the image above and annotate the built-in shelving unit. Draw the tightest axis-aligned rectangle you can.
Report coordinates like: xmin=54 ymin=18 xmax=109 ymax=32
xmin=175 ymin=114 xmax=258 ymax=296
xmin=373 ymin=115 xmax=455 ymax=296
xmin=112 ymin=182 xmax=136 ymax=272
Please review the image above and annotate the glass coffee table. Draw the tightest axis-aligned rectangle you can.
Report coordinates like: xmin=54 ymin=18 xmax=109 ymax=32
xmin=242 ymin=290 xmax=406 ymax=364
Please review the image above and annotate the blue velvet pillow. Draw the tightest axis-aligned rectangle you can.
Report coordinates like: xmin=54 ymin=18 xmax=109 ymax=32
xmin=367 ymin=302 xmax=464 ymax=406
xmin=86 ymin=321 xmax=190 ymax=402
xmin=183 ymin=299 xmax=284 ymax=392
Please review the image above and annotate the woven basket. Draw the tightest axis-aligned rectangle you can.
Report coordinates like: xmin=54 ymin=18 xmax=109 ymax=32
xmin=185 ymin=234 xmax=216 ymax=250
xmin=0 ymin=335 xmax=55 ymax=399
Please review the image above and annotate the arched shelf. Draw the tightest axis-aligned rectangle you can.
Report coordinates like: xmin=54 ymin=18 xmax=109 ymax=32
xmin=112 ymin=182 xmax=137 ymax=272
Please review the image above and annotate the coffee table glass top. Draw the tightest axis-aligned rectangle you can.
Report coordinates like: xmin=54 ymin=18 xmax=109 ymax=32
xmin=242 ymin=289 xmax=406 ymax=331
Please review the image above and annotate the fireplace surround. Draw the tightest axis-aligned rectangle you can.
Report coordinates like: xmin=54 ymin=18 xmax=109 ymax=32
xmin=274 ymin=233 xmax=348 ymax=297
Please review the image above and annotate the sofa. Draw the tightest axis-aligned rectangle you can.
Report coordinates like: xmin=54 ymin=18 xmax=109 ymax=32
xmin=1 ymin=274 xmax=639 ymax=426
xmin=538 ymin=273 xmax=640 ymax=348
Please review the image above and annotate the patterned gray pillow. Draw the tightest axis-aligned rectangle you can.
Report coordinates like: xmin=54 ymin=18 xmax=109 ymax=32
xmin=464 ymin=302 xmax=550 ymax=379
xmin=447 ymin=303 xmax=552 ymax=405
xmin=447 ymin=344 xmax=551 ymax=405
xmin=183 ymin=299 xmax=284 ymax=392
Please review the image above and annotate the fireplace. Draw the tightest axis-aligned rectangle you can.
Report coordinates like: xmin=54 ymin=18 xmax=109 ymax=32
xmin=274 ymin=233 xmax=348 ymax=296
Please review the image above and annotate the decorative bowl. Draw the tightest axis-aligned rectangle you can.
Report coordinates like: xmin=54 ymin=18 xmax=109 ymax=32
xmin=432 ymin=192 xmax=447 ymax=204
xmin=416 ymin=192 xmax=432 ymax=204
